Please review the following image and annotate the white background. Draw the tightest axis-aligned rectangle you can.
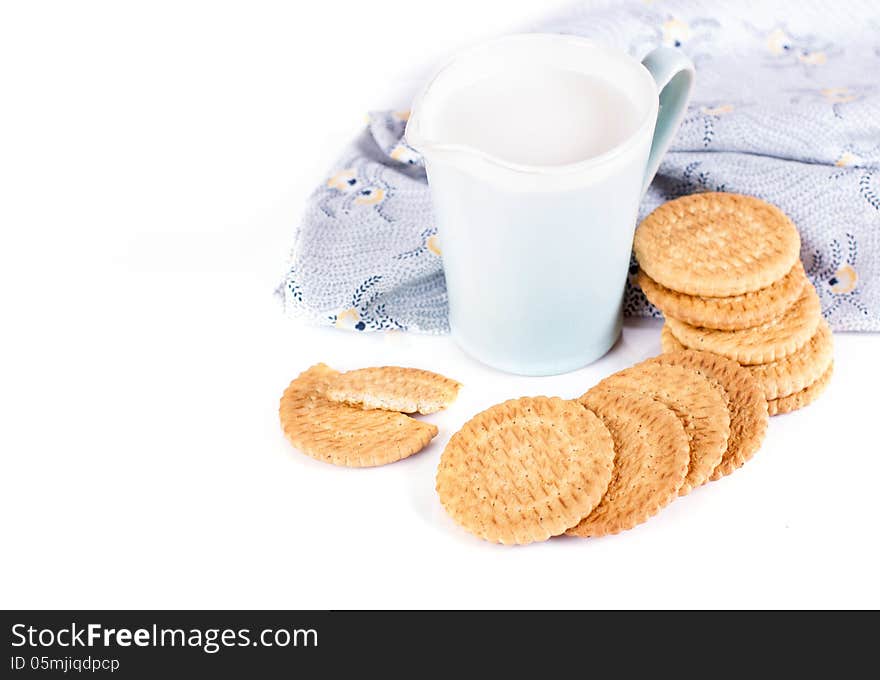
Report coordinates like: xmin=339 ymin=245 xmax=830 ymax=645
xmin=2 ymin=1 xmax=878 ymax=609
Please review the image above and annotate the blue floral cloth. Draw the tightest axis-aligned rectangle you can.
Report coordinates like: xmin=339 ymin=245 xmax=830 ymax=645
xmin=279 ymin=0 xmax=880 ymax=333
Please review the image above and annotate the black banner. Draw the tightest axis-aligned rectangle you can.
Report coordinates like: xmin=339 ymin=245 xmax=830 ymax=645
xmin=1 ymin=610 xmax=872 ymax=676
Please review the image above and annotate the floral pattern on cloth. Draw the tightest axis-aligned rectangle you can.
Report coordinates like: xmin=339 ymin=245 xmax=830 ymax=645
xmin=278 ymin=0 xmax=880 ymax=333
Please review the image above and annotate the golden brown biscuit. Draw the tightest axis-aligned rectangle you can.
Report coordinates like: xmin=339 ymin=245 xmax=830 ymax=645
xmin=664 ymin=284 xmax=822 ymax=365
xmin=326 ymin=366 xmax=460 ymax=414
xmin=594 ymin=363 xmax=730 ymax=495
xmin=279 ymin=364 xmax=438 ymax=467
xmin=634 ymin=192 xmax=801 ymax=297
xmin=566 ymin=388 xmax=689 ymax=537
xmin=747 ymin=319 xmax=834 ymax=400
xmin=648 ymin=350 xmax=768 ymax=480
xmin=436 ymin=396 xmax=615 ymax=545
xmin=767 ymin=362 xmax=834 ymax=415
xmin=637 ymin=261 xmax=806 ymax=331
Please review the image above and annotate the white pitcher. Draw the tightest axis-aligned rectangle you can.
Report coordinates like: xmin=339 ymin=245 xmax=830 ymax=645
xmin=406 ymin=34 xmax=694 ymax=376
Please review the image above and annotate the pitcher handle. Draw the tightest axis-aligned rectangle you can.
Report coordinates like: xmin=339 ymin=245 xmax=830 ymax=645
xmin=640 ymin=47 xmax=695 ymax=196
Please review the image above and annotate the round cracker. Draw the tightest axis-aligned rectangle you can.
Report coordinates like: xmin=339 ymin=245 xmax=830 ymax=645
xmin=664 ymin=285 xmax=821 ymax=365
xmin=595 ymin=363 xmax=730 ymax=495
xmin=634 ymin=192 xmax=801 ymax=297
xmin=566 ymin=388 xmax=689 ymax=537
xmin=649 ymin=350 xmax=768 ymax=480
xmin=279 ymin=364 xmax=438 ymax=467
xmin=747 ymin=319 xmax=834 ymax=400
xmin=768 ymin=362 xmax=833 ymax=416
xmin=326 ymin=366 xmax=461 ymax=414
xmin=436 ymin=396 xmax=615 ymax=545
xmin=637 ymin=261 xmax=806 ymax=331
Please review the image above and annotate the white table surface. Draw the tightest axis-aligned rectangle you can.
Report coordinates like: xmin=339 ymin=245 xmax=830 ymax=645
xmin=2 ymin=0 xmax=878 ymax=609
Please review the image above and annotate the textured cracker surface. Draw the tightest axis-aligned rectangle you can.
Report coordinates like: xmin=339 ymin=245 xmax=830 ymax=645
xmin=661 ymin=324 xmax=687 ymax=353
xmin=747 ymin=319 xmax=834 ymax=400
xmin=435 ymin=396 xmax=614 ymax=545
xmin=649 ymin=350 xmax=768 ymax=480
xmin=665 ymin=284 xmax=821 ymax=365
xmin=326 ymin=366 xmax=460 ymax=414
xmin=595 ymin=363 xmax=730 ymax=495
xmin=637 ymin=261 xmax=806 ymax=331
xmin=633 ymin=192 xmax=801 ymax=297
xmin=566 ymin=388 xmax=689 ymax=537
xmin=279 ymin=364 xmax=438 ymax=467
xmin=768 ymin=362 xmax=834 ymax=415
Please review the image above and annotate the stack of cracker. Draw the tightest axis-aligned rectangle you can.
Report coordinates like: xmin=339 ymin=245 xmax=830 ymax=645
xmin=436 ymin=348 xmax=769 ymax=544
xmin=634 ymin=192 xmax=834 ymax=416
